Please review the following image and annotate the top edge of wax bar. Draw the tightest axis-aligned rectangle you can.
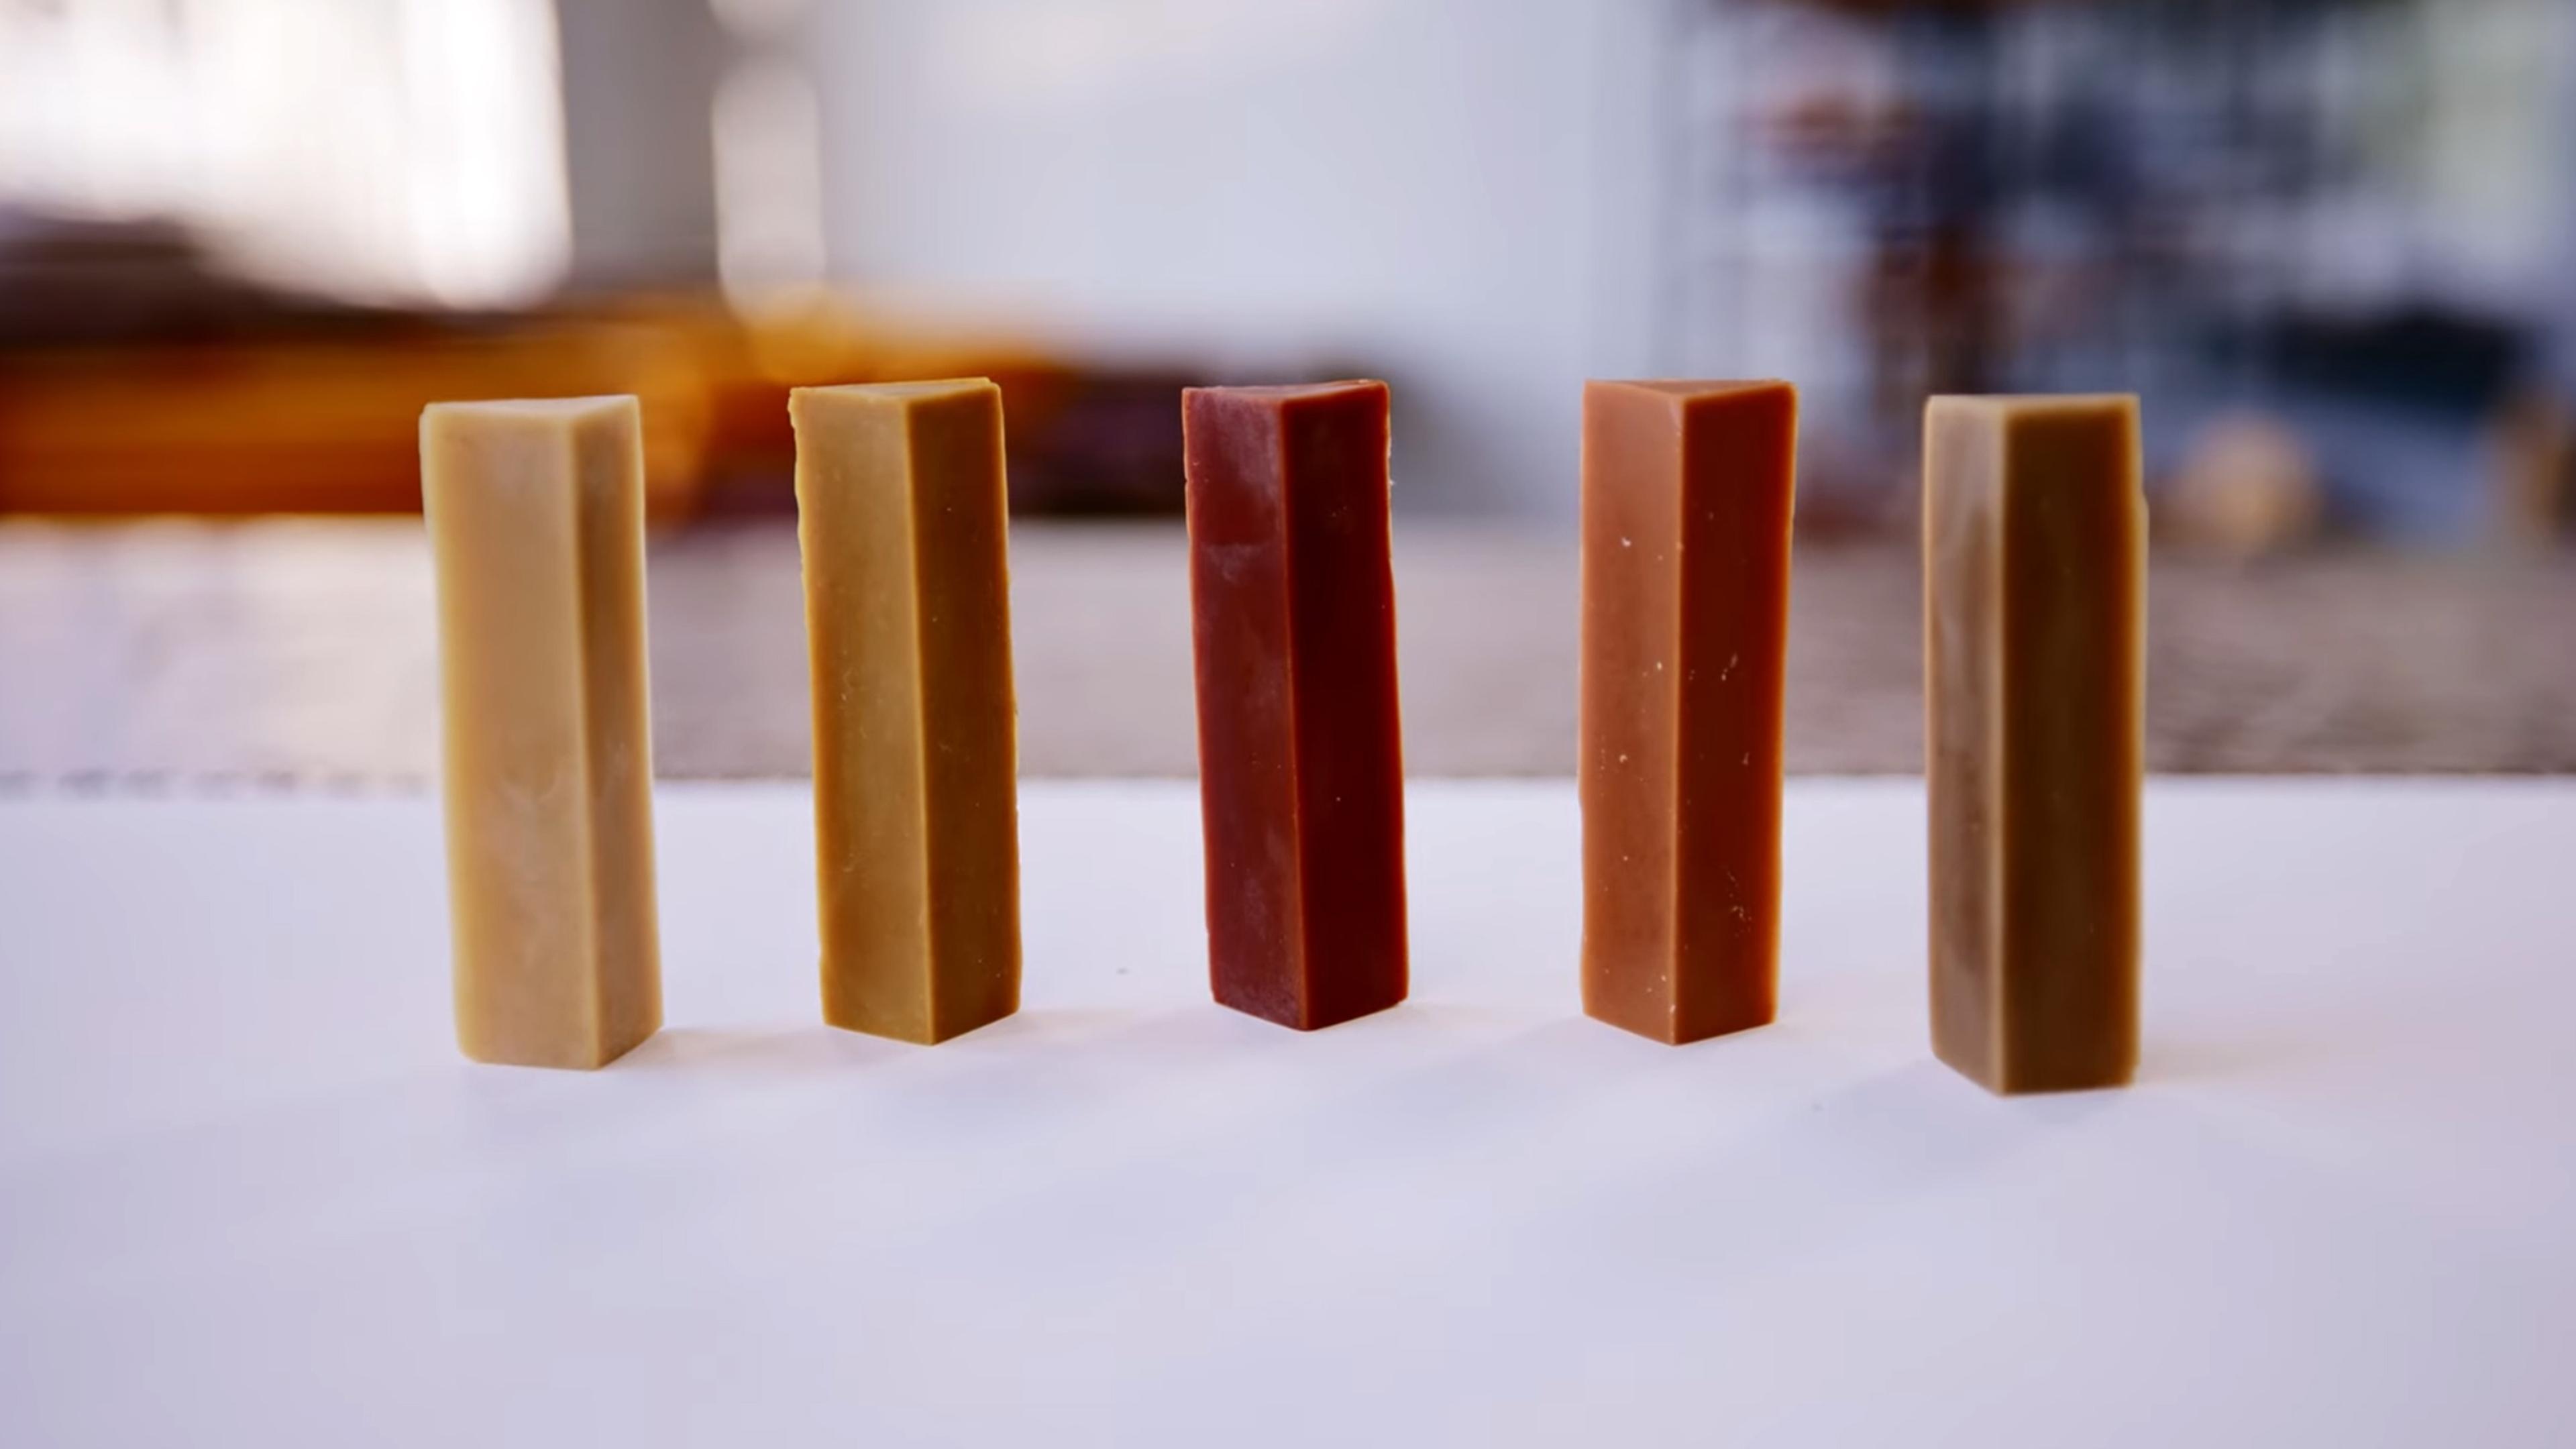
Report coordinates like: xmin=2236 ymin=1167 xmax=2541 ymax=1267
xmin=1587 ymin=378 xmax=1792 ymax=407
xmin=423 ymin=395 xmax=637 ymax=426
xmin=1926 ymin=393 xmax=2137 ymax=421
xmin=790 ymin=378 xmax=998 ymax=412
xmin=1184 ymin=380 xmax=1387 ymax=411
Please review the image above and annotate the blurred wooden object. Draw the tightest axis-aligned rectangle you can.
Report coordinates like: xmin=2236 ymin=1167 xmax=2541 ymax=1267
xmin=0 ymin=321 xmax=713 ymax=519
xmin=0 ymin=217 xmax=1191 ymax=520
xmin=2163 ymin=411 xmax=2324 ymax=559
xmin=693 ymin=295 xmax=1197 ymax=517
xmin=2487 ymin=388 xmax=2575 ymax=550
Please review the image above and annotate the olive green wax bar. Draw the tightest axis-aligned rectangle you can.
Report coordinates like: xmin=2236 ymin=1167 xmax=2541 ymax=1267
xmin=792 ymin=380 xmax=1022 ymax=1044
xmin=422 ymin=396 xmax=663 ymax=1069
xmin=1924 ymin=394 xmax=2145 ymax=1094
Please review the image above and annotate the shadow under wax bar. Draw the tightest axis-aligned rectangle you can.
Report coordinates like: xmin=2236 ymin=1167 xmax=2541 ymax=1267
xmin=1924 ymin=394 xmax=2145 ymax=1093
xmin=1580 ymin=380 xmax=1798 ymax=1044
xmin=791 ymin=380 xmax=1022 ymax=1045
xmin=421 ymin=396 xmax=662 ymax=1069
xmin=1183 ymin=381 xmax=1408 ymax=1030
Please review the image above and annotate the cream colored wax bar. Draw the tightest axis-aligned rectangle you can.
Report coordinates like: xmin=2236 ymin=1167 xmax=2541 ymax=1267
xmin=421 ymin=396 xmax=663 ymax=1069
xmin=791 ymin=380 xmax=1022 ymax=1044
xmin=1924 ymin=394 xmax=2145 ymax=1093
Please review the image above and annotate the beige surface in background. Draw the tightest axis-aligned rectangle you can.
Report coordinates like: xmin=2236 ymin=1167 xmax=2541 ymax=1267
xmin=1 ymin=519 xmax=2571 ymax=782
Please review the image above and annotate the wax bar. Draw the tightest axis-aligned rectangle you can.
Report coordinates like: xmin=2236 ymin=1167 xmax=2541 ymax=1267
xmin=1580 ymin=380 xmax=1797 ymax=1044
xmin=422 ymin=396 xmax=662 ymax=1069
xmin=1183 ymin=382 xmax=1408 ymax=1030
xmin=1924 ymin=394 xmax=2144 ymax=1093
xmin=792 ymin=380 xmax=1021 ymax=1044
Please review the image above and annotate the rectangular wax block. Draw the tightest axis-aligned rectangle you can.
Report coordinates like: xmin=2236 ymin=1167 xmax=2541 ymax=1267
xmin=422 ymin=396 xmax=662 ymax=1069
xmin=1183 ymin=382 xmax=1408 ymax=1030
xmin=1925 ymin=394 xmax=2145 ymax=1093
xmin=1580 ymin=380 xmax=1797 ymax=1044
xmin=792 ymin=380 xmax=1021 ymax=1044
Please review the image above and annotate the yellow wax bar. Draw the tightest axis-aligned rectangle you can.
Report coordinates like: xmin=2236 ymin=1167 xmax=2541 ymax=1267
xmin=792 ymin=380 xmax=1022 ymax=1044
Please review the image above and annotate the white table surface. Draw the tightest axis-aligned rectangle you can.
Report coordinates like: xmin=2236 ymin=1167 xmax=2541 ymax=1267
xmin=3 ymin=779 xmax=2573 ymax=1448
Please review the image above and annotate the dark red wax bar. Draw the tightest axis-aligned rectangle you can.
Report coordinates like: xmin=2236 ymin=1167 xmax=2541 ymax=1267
xmin=1182 ymin=381 xmax=1409 ymax=1030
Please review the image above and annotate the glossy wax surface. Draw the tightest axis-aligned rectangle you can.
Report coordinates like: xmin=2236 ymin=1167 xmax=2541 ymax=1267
xmin=792 ymin=380 xmax=1021 ymax=1045
xmin=1183 ymin=381 xmax=1407 ymax=1030
xmin=1925 ymin=394 xmax=2145 ymax=1093
xmin=1580 ymin=380 xmax=1797 ymax=1044
xmin=421 ymin=396 xmax=661 ymax=1069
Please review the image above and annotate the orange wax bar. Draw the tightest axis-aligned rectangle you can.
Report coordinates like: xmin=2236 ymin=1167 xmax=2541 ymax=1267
xmin=1579 ymin=380 xmax=1798 ymax=1044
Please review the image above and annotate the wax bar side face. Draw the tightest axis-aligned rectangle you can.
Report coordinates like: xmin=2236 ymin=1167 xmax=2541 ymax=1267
xmin=1280 ymin=386 xmax=1409 ymax=1029
xmin=567 ymin=402 xmax=665 ymax=1063
xmin=1925 ymin=394 xmax=2143 ymax=1093
xmin=1184 ymin=391 xmax=1305 ymax=1026
xmin=906 ymin=385 xmax=1023 ymax=1039
xmin=1580 ymin=380 xmax=1794 ymax=1044
xmin=1998 ymin=402 xmax=2144 ymax=1088
xmin=796 ymin=388 xmax=931 ymax=1038
xmin=1184 ymin=382 xmax=1407 ymax=1030
xmin=792 ymin=380 xmax=1020 ymax=1045
xmin=1925 ymin=402 xmax=2005 ymax=1081
xmin=423 ymin=396 xmax=662 ymax=1069
xmin=1671 ymin=383 xmax=1796 ymax=1039
xmin=1581 ymin=383 xmax=1683 ymax=1038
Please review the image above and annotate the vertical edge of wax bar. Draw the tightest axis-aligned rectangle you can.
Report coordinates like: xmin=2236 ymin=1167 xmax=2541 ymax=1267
xmin=1923 ymin=394 xmax=2143 ymax=1094
xmin=1997 ymin=397 xmax=2143 ymax=1091
xmin=792 ymin=380 xmax=1020 ymax=1046
xmin=1280 ymin=382 xmax=1408 ymax=1029
xmin=421 ymin=396 xmax=662 ymax=1070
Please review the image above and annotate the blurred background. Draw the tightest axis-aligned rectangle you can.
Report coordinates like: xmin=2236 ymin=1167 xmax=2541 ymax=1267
xmin=1 ymin=0 xmax=2570 ymax=783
